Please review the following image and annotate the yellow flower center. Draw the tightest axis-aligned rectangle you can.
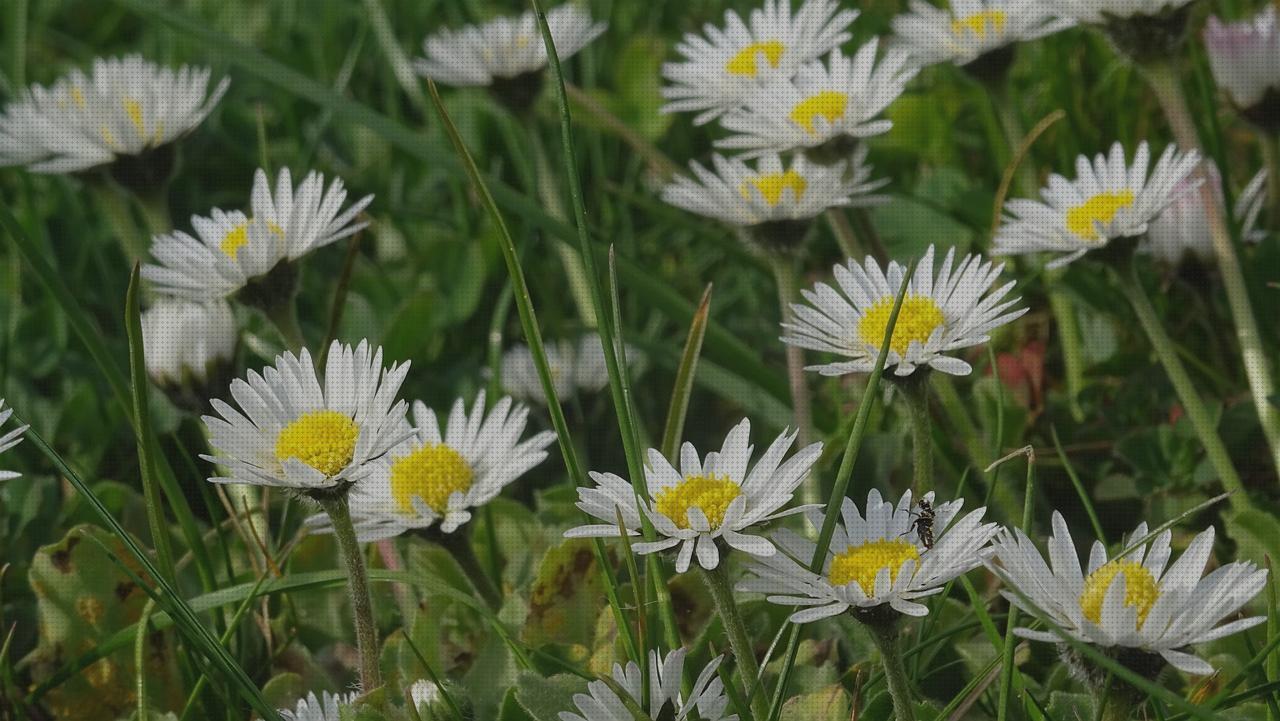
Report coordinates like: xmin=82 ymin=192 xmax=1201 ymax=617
xmin=829 ymin=539 xmax=921 ymax=595
xmin=725 ymin=40 xmax=786 ymax=77
xmin=388 ymin=443 xmax=475 ymax=514
xmin=653 ymin=474 xmax=742 ymax=530
xmin=70 ymin=86 xmax=87 ymax=108
xmin=951 ymin=10 xmax=1008 ymax=38
xmin=741 ymin=169 xmax=808 ymax=206
xmin=274 ymin=410 xmax=359 ymax=477
xmin=1066 ymin=190 xmax=1136 ymax=241
xmin=1080 ymin=560 xmax=1160 ymax=627
xmin=858 ymin=295 xmax=948 ymax=356
xmin=220 ymin=220 xmax=283 ymax=259
xmin=789 ymin=91 xmax=848 ymax=135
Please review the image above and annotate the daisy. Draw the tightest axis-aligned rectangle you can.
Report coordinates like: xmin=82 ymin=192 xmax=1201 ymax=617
xmin=202 ymin=340 xmax=411 ymax=494
xmin=500 ymin=333 xmax=634 ymax=405
xmin=307 ymin=391 xmax=555 ymax=539
xmin=782 ymin=245 xmax=1027 ymax=378
xmin=143 ymin=167 xmax=372 ymax=302
xmin=0 ymin=54 xmax=228 ymax=174
xmin=1051 ymin=0 xmax=1196 ymax=25
xmin=279 ymin=691 xmax=356 ymax=721
xmin=890 ymin=0 xmax=1074 ymax=69
xmin=739 ymin=490 xmax=997 ymax=621
xmin=993 ymin=141 xmax=1202 ymax=268
xmin=717 ymin=42 xmax=918 ymax=160
xmin=414 ymin=3 xmax=606 ymax=109
xmin=565 ymin=418 xmax=823 ymax=573
xmin=661 ymin=148 xmax=888 ymax=228
xmin=0 ymin=399 xmax=28 ymax=482
xmin=560 ymin=649 xmax=736 ymax=721
xmin=141 ymin=298 xmax=237 ymax=387
xmin=989 ymin=512 xmax=1269 ymax=676
xmin=661 ymin=0 xmax=859 ymax=125
xmin=1141 ymin=164 xmax=1269 ymax=265
xmin=1204 ymin=6 xmax=1280 ymax=129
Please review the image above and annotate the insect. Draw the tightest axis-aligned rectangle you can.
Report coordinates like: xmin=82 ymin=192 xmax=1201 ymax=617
xmin=906 ymin=497 xmax=936 ymax=550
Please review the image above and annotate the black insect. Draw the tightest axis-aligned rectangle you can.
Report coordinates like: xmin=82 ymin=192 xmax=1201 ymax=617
xmin=907 ymin=498 xmax=936 ymax=550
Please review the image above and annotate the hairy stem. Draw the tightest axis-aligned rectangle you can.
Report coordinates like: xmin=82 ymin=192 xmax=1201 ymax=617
xmin=1116 ymin=264 xmax=1250 ymax=512
xmin=439 ymin=528 xmax=503 ymax=610
xmin=264 ymin=298 xmax=305 ymax=352
xmin=770 ymin=253 xmax=817 ymax=505
xmin=899 ymin=377 xmax=934 ymax=491
xmin=1142 ymin=59 xmax=1280 ymax=482
xmin=317 ymin=495 xmax=382 ymax=692
xmin=867 ymin=620 xmax=918 ymax=721
xmin=700 ymin=564 xmax=768 ymax=721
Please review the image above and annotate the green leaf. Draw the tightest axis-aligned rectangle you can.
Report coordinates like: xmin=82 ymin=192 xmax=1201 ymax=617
xmin=514 ymin=673 xmax=590 ymax=721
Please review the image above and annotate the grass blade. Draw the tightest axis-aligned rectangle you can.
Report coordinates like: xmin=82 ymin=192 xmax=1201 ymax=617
xmin=660 ymin=284 xmax=712 ymax=461
xmin=125 ymin=264 xmax=176 ymax=581
xmin=766 ymin=258 xmax=918 ymax=721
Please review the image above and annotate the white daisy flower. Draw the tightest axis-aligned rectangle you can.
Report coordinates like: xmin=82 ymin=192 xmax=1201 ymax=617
xmin=560 ymin=649 xmax=737 ymax=721
xmin=661 ymin=0 xmax=859 ymax=125
xmin=414 ymin=4 xmax=606 ymax=87
xmin=717 ymin=42 xmax=918 ymax=159
xmin=279 ymin=691 xmax=356 ymax=721
xmin=0 ymin=54 xmax=228 ymax=174
xmin=1051 ymin=0 xmax=1196 ymax=24
xmin=143 ymin=167 xmax=372 ymax=302
xmin=782 ymin=245 xmax=1027 ymax=378
xmin=307 ymin=391 xmax=555 ymax=539
xmin=565 ymin=419 xmax=823 ymax=573
xmin=1141 ymin=163 xmax=1269 ymax=265
xmin=499 ymin=333 xmax=636 ymax=405
xmin=890 ymin=0 xmax=1074 ymax=68
xmin=740 ymin=490 xmax=997 ymax=621
xmin=202 ymin=340 xmax=411 ymax=493
xmin=661 ymin=148 xmax=888 ymax=227
xmin=0 ymin=399 xmax=28 ymax=482
xmin=989 ymin=511 xmax=1269 ymax=676
xmin=141 ymin=298 xmax=237 ymax=386
xmin=1204 ymin=6 xmax=1280 ymax=124
xmin=993 ymin=141 xmax=1202 ymax=268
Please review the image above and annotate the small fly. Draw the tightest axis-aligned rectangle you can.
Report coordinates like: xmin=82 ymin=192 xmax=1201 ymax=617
xmin=906 ymin=497 xmax=936 ymax=550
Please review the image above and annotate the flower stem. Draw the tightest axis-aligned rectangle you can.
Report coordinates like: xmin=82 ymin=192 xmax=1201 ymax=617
xmin=899 ymin=377 xmax=934 ymax=491
xmin=317 ymin=495 xmax=382 ymax=692
xmin=769 ymin=253 xmax=817 ymax=505
xmin=1142 ymin=59 xmax=1280 ymax=483
xmin=867 ymin=620 xmax=918 ymax=721
xmin=438 ymin=528 xmax=502 ymax=610
xmin=700 ymin=564 xmax=768 ymax=721
xmin=1115 ymin=264 xmax=1250 ymax=512
xmin=1097 ymin=684 xmax=1138 ymax=721
xmin=264 ymin=298 xmax=305 ymax=352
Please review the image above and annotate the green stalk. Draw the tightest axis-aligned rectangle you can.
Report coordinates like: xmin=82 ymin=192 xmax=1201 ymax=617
xmin=824 ymin=208 xmax=862 ymax=259
xmin=91 ymin=183 xmax=150 ymax=263
xmin=134 ymin=600 xmax=156 ymax=721
xmin=264 ymin=297 xmax=306 ymax=352
xmin=1097 ymin=685 xmax=1138 ymax=721
xmin=425 ymin=80 xmax=653 ymax=664
xmin=769 ymin=253 xmax=817 ymax=504
xmin=439 ymin=530 xmax=502 ymax=610
xmin=768 ymin=260 xmax=917 ymax=721
xmin=529 ymin=0 xmax=683 ymax=652
xmin=135 ymin=187 xmax=172 ymax=238
xmin=988 ymin=84 xmax=1086 ymax=421
xmin=899 ymin=377 xmax=934 ymax=491
xmin=1114 ymin=263 xmax=1250 ymax=512
xmin=701 ymin=564 xmax=768 ymax=721
xmin=529 ymin=130 xmax=598 ymax=329
xmin=997 ymin=448 xmax=1036 ymax=721
xmin=1141 ymin=59 xmax=1280 ymax=482
xmin=316 ymin=495 xmax=382 ymax=692
xmin=867 ymin=620 xmax=918 ymax=721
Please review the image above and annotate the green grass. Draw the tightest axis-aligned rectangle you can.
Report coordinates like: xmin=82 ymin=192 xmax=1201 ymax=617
xmin=1 ymin=0 xmax=1280 ymax=720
